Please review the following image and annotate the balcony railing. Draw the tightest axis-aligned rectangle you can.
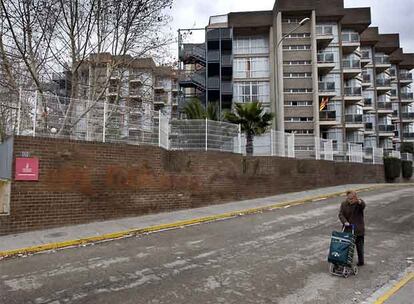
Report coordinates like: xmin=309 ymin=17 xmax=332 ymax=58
xmin=342 ymin=33 xmax=360 ymax=43
xmin=319 ymin=110 xmax=336 ymax=121
xmin=403 ymin=132 xmax=414 ymax=139
xmin=362 ymin=74 xmax=371 ymax=83
xmin=378 ymin=125 xmax=395 ymax=132
xmin=208 ymin=77 xmax=220 ymax=89
xmin=317 ymin=53 xmax=334 ymax=63
xmin=207 ymin=50 xmax=220 ymax=62
xmin=376 ymin=79 xmax=392 ymax=87
xmin=401 ymin=93 xmax=414 ymax=100
xmin=365 ymin=122 xmax=374 ymax=131
xmin=221 ymin=55 xmax=232 ymax=66
xmin=344 ymin=87 xmax=362 ymax=96
xmin=400 ymin=73 xmax=413 ymax=81
xmin=377 ymin=102 xmax=393 ymax=110
xmin=221 ymin=81 xmax=233 ymax=94
xmin=316 ymin=26 xmax=333 ymax=36
xmin=375 ymin=57 xmax=390 ymax=65
xmin=342 ymin=60 xmax=361 ymax=69
xmin=345 ymin=114 xmax=363 ymax=123
xmin=361 ymin=51 xmax=371 ymax=60
xmin=401 ymin=112 xmax=414 ymax=120
xmin=364 ymin=98 xmax=373 ymax=106
xmin=318 ymin=82 xmax=336 ymax=92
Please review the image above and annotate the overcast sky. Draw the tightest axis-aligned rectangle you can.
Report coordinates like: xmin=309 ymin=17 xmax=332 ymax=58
xmin=169 ymin=0 xmax=414 ymax=57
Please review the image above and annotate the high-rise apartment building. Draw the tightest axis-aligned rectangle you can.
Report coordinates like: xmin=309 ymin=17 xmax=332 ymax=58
xmin=178 ymin=0 xmax=414 ymax=150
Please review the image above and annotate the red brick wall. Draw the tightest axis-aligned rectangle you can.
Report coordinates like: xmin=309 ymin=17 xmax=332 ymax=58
xmin=0 ymin=136 xmax=384 ymax=235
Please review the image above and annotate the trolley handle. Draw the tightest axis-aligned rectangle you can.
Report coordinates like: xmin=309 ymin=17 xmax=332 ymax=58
xmin=342 ymin=223 xmax=356 ymax=234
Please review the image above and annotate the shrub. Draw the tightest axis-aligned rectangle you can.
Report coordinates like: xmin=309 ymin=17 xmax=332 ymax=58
xmin=383 ymin=157 xmax=401 ymax=182
xmin=402 ymin=160 xmax=413 ymax=180
xmin=401 ymin=142 xmax=414 ymax=154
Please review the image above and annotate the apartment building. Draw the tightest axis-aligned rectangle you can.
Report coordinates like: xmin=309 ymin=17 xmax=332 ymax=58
xmin=73 ymin=53 xmax=177 ymax=140
xmin=178 ymin=0 xmax=414 ymax=150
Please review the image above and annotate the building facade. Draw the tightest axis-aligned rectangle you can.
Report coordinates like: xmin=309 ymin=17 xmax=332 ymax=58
xmin=178 ymin=0 xmax=414 ymax=150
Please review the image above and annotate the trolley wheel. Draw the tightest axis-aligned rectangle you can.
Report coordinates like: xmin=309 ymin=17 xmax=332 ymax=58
xmin=343 ymin=269 xmax=350 ymax=278
xmin=353 ymin=266 xmax=358 ymax=276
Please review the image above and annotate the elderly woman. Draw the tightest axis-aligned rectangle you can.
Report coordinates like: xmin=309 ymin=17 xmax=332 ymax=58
xmin=338 ymin=190 xmax=366 ymax=266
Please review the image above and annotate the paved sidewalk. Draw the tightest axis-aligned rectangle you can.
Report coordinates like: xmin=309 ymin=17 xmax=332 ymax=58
xmin=0 ymin=183 xmax=403 ymax=256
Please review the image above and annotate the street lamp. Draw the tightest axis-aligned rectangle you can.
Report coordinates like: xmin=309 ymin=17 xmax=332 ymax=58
xmin=273 ymin=17 xmax=311 ymax=131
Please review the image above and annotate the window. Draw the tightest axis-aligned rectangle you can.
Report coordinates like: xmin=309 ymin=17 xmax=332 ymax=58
xmin=285 ymin=33 xmax=311 ymax=38
xmin=284 ymin=60 xmax=312 ymax=65
xmin=282 ymin=18 xmax=303 ymax=24
xmin=233 ymin=36 xmax=269 ymax=55
xmin=283 ymin=45 xmax=311 ymax=51
xmin=285 ymin=117 xmax=314 ymax=122
xmin=284 ymin=88 xmax=313 ymax=93
xmin=233 ymin=81 xmax=270 ymax=103
xmin=286 ymin=129 xmax=314 ymax=134
xmin=234 ymin=58 xmax=270 ymax=78
xmin=283 ymin=73 xmax=312 ymax=78
xmin=284 ymin=101 xmax=313 ymax=107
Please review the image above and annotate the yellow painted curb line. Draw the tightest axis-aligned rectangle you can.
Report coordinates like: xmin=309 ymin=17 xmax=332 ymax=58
xmin=374 ymin=272 xmax=414 ymax=304
xmin=0 ymin=183 xmax=410 ymax=259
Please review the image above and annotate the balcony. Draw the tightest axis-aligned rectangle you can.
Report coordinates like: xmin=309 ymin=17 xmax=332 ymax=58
xmin=401 ymin=93 xmax=414 ymax=103
xmin=403 ymin=132 xmax=414 ymax=140
xmin=317 ymin=53 xmax=335 ymax=74
xmin=345 ymin=114 xmax=364 ymax=128
xmin=378 ymin=124 xmax=395 ymax=136
xmin=361 ymin=51 xmax=371 ymax=64
xmin=316 ymin=26 xmax=334 ymax=48
xmin=341 ymin=33 xmax=360 ymax=53
xmin=390 ymin=89 xmax=398 ymax=100
xmin=401 ymin=112 xmax=414 ymax=122
xmin=374 ymin=57 xmax=391 ymax=72
xmin=364 ymin=122 xmax=375 ymax=133
xmin=319 ymin=110 xmax=338 ymax=125
xmin=221 ymin=81 xmax=233 ymax=95
xmin=342 ymin=60 xmax=361 ymax=79
xmin=221 ymin=54 xmax=232 ymax=67
xmin=344 ymin=87 xmax=362 ymax=102
xmin=363 ymin=98 xmax=374 ymax=110
xmin=208 ymin=77 xmax=220 ymax=89
xmin=377 ymin=102 xmax=393 ymax=114
xmin=207 ymin=50 xmax=220 ymax=62
xmin=362 ymin=74 xmax=372 ymax=87
xmin=318 ymin=82 xmax=336 ymax=97
xmin=376 ymin=79 xmax=392 ymax=92
xmin=347 ymin=132 xmax=365 ymax=143
xmin=400 ymin=73 xmax=413 ymax=85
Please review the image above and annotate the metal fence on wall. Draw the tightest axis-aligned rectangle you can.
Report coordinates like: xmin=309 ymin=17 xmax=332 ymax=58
xmin=9 ymin=90 xmax=413 ymax=165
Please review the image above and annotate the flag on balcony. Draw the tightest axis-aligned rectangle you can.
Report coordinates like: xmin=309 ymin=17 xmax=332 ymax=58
xmin=320 ymin=97 xmax=329 ymax=111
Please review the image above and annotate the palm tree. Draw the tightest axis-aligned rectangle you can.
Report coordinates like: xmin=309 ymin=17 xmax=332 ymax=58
xmin=224 ymin=102 xmax=274 ymax=155
xmin=183 ymin=98 xmax=220 ymax=121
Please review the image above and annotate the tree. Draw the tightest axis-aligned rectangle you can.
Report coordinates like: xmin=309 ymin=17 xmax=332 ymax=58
xmin=183 ymin=98 xmax=220 ymax=121
xmin=224 ymin=102 xmax=274 ymax=155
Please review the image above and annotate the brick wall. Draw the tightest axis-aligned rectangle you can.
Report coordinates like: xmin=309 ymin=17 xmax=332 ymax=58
xmin=0 ymin=136 xmax=385 ymax=235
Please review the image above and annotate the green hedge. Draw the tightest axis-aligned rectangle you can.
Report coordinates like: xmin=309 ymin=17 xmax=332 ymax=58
xmin=401 ymin=142 xmax=414 ymax=154
xmin=383 ymin=157 xmax=401 ymax=182
xmin=402 ymin=160 xmax=413 ymax=180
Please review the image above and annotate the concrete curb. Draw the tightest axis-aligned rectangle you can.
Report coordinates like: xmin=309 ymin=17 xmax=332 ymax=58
xmin=373 ymin=272 xmax=414 ymax=304
xmin=0 ymin=183 xmax=411 ymax=260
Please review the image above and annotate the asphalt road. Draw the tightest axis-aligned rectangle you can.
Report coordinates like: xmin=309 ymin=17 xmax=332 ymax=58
xmin=0 ymin=186 xmax=413 ymax=304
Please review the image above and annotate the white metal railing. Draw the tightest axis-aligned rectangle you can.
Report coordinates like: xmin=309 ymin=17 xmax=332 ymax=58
xmin=5 ymin=90 xmax=404 ymax=166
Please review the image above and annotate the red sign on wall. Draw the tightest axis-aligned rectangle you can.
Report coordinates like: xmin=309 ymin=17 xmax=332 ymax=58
xmin=15 ymin=158 xmax=39 ymax=181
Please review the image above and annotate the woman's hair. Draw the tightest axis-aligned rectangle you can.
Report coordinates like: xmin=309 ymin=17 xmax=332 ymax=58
xmin=346 ymin=190 xmax=355 ymax=196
